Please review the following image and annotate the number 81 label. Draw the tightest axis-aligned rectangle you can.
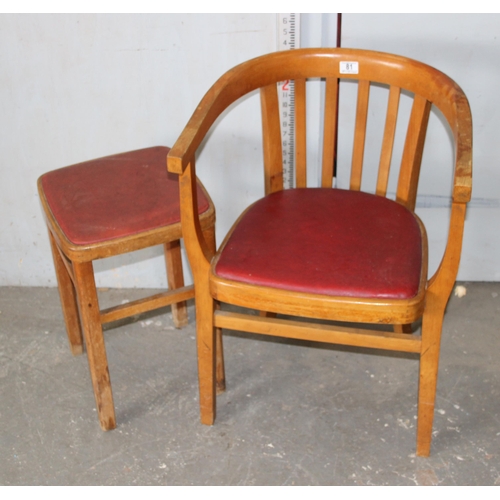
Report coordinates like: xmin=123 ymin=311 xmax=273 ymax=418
xmin=340 ymin=61 xmax=359 ymax=74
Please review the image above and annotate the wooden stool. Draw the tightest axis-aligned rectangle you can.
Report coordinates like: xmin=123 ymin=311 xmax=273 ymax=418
xmin=38 ymin=146 xmax=215 ymax=430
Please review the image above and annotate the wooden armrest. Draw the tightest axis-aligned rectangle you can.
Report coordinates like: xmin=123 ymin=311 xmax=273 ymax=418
xmin=167 ymin=68 xmax=248 ymax=175
xmin=167 ymin=91 xmax=224 ymax=174
xmin=168 ymin=127 xmax=200 ymax=175
xmin=452 ymin=145 xmax=472 ymax=203
xmin=451 ymin=94 xmax=473 ymax=203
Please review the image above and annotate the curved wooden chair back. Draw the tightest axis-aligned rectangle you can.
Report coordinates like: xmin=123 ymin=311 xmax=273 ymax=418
xmin=169 ymin=49 xmax=471 ymax=203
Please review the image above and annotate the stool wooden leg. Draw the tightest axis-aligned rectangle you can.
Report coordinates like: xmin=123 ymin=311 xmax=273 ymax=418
xmin=48 ymin=232 xmax=83 ymax=355
xmin=73 ymin=261 xmax=116 ymax=431
xmin=164 ymin=240 xmax=188 ymax=328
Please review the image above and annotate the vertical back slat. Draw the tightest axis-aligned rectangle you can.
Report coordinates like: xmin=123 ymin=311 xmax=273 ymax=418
xmin=321 ymin=78 xmax=339 ymax=187
xmin=260 ymin=84 xmax=283 ymax=195
xmin=350 ymin=80 xmax=370 ymax=190
xmin=295 ymin=78 xmax=307 ymax=188
xmin=396 ymin=94 xmax=431 ymax=210
xmin=376 ymin=85 xmax=401 ymax=196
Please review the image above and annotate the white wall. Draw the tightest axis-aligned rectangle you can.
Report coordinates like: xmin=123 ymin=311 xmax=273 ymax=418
xmin=0 ymin=14 xmax=498 ymax=288
xmin=339 ymin=14 xmax=500 ymax=280
xmin=300 ymin=14 xmax=500 ymax=280
xmin=0 ymin=14 xmax=276 ymax=287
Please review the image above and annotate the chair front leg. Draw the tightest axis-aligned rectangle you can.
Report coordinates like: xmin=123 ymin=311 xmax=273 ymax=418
xmin=196 ymin=284 xmax=217 ymax=425
xmin=416 ymin=293 xmax=446 ymax=457
xmin=73 ymin=261 xmax=116 ymax=431
xmin=202 ymin=225 xmax=226 ymax=394
xmin=48 ymin=231 xmax=84 ymax=355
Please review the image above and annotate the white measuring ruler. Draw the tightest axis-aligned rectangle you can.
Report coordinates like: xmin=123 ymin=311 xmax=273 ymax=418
xmin=277 ymin=13 xmax=300 ymax=189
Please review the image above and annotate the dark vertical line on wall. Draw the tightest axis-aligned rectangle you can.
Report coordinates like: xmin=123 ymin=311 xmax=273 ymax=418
xmin=333 ymin=13 xmax=342 ymax=180
xmin=337 ymin=13 xmax=342 ymax=48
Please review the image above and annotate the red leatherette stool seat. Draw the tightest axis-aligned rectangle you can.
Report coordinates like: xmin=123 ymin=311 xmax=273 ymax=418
xmin=40 ymin=146 xmax=209 ymax=245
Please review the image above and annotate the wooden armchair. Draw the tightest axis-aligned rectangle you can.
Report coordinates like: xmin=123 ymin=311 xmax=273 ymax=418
xmin=167 ymin=49 xmax=472 ymax=456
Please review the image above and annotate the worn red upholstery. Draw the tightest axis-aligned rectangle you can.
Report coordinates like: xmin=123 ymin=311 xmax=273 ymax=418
xmin=40 ymin=146 xmax=209 ymax=245
xmin=215 ymin=188 xmax=423 ymax=299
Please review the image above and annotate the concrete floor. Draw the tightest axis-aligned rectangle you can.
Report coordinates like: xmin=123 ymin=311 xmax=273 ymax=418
xmin=1 ymin=283 xmax=499 ymax=485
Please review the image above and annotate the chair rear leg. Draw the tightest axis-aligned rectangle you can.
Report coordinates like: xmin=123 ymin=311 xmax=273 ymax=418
xmin=164 ymin=240 xmax=188 ymax=328
xmin=416 ymin=298 xmax=445 ymax=456
xmin=394 ymin=323 xmax=413 ymax=334
xmin=215 ymin=301 xmax=226 ymax=394
xmin=73 ymin=261 xmax=116 ymax=431
xmin=48 ymin=231 xmax=84 ymax=355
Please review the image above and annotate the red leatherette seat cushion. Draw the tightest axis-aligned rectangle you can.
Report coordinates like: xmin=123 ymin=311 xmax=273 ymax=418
xmin=40 ymin=146 xmax=209 ymax=245
xmin=215 ymin=188 xmax=423 ymax=299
